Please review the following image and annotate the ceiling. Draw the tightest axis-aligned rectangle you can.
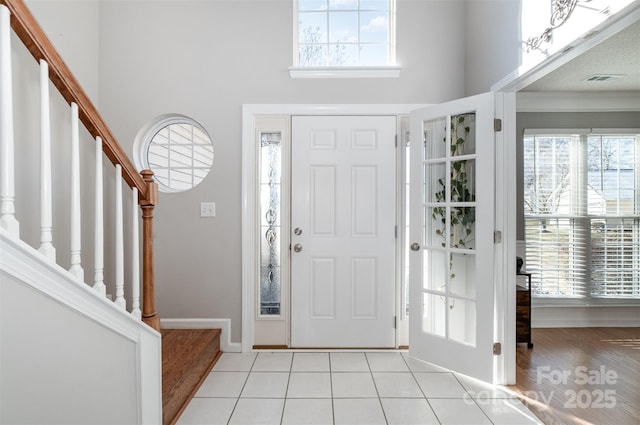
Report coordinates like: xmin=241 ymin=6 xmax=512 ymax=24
xmin=521 ymin=20 xmax=640 ymax=92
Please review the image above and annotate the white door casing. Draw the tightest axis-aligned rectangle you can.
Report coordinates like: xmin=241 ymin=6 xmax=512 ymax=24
xmin=409 ymin=93 xmax=496 ymax=383
xmin=242 ymin=103 xmax=513 ymax=384
xmin=291 ymin=115 xmax=397 ymax=347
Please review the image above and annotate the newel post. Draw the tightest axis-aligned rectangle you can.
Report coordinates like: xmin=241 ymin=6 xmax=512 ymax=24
xmin=140 ymin=169 xmax=160 ymax=331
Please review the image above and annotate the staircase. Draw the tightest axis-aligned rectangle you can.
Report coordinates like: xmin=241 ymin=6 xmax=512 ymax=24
xmin=162 ymin=329 xmax=222 ymax=425
xmin=0 ymin=1 xmax=222 ymax=423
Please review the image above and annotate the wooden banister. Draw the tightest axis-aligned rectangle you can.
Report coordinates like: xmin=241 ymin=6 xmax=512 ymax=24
xmin=140 ymin=170 xmax=159 ymax=331
xmin=0 ymin=0 xmax=160 ymax=331
xmin=0 ymin=0 xmax=146 ymax=198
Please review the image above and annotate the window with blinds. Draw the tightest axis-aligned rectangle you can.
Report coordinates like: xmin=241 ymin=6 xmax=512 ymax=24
xmin=523 ymin=130 xmax=640 ymax=299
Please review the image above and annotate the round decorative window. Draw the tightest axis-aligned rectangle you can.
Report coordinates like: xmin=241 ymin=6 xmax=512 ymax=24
xmin=134 ymin=114 xmax=214 ymax=193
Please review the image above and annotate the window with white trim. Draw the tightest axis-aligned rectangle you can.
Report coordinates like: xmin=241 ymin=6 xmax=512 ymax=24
xmin=294 ymin=0 xmax=396 ymax=67
xmin=523 ymin=129 xmax=640 ymax=299
xmin=134 ymin=114 xmax=214 ymax=193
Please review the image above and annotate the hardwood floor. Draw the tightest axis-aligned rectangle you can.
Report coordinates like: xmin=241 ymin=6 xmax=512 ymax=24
xmin=507 ymin=327 xmax=640 ymax=425
xmin=162 ymin=328 xmax=222 ymax=425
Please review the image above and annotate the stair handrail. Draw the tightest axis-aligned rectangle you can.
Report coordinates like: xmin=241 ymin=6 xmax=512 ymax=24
xmin=0 ymin=0 xmax=160 ymax=331
xmin=1 ymin=0 xmax=147 ymax=196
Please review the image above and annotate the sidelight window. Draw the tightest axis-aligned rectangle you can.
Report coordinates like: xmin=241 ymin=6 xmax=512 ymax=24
xmin=259 ymin=132 xmax=283 ymax=316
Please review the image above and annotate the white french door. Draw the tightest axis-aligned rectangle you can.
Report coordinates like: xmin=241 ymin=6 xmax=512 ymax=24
xmin=409 ymin=93 xmax=496 ymax=382
xmin=290 ymin=115 xmax=397 ymax=347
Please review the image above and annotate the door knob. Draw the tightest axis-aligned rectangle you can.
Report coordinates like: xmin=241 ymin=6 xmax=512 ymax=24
xmin=294 ymin=244 xmax=303 ymax=252
xmin=294 ymin=227 xmax=302 ymax=236
xmin=410 ymin=242 xmax=420 ymax=251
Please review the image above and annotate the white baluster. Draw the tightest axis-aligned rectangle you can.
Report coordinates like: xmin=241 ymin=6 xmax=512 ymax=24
xmin=68 ymin=103 xmax=84 ymax=281
xmin=131 ymin=188 xmax=141 ymax=319
xmin=38 ymin=60 xmax=55 ymax=261
xmin=93 ymin=137 xmax=105 ymax=296
xmin=114 ymin=164 xmax=126 ymax=310
xmin=0 ymin=5 xmax=19 ymax=237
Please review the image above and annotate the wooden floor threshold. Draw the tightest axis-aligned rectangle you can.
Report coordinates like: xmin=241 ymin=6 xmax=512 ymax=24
xmin=161 ymin=328 xmax=222 ymax=425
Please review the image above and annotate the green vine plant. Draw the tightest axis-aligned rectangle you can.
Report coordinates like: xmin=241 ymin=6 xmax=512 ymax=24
xmin=431 ymin=114 xmax=476 ymax=278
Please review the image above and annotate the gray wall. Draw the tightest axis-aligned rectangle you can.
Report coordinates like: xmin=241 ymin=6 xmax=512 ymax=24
xmin=18 ymin=0 xmax=525 ymax=343
xmin=16 ymin=0 xmax=133 ymax=305
xmin=516 ymin=112 xmax=640 ymax=240
xmin=15 ymin=0 xmax=99 ymax=274
xmin=96 ymin=0 xmax=475 ymax=342
xmin=465 ymin=0 xmax=522 ymax=96
xmin=26 ymin=0 xmax=99 ymax=103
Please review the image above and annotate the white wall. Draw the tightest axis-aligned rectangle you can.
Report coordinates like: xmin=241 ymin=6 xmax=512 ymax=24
xmin=1 ymin=276 xmax=138 ymax=424
xmin=1 ymin=232 xmax=162 ymax=425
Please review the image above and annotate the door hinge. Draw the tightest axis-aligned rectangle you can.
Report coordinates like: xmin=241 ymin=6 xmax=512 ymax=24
xmin=395 ymin=225 xmax=398 ymax=238
xmin=493 ymin=342 xmax=502 ymax=355
xmin=395 ymin=134 xmax=398 ymax=147
xmin=494 ymin=118 xmax=502 ymax=132
xmin=394 ymin=316 xmax=397 ymax=329
xmin=494 ymin=230 xmax=502 ymax=244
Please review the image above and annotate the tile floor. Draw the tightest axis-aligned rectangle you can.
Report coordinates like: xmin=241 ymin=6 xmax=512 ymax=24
xmin=177 ymin=351 xmax=542 ymax=425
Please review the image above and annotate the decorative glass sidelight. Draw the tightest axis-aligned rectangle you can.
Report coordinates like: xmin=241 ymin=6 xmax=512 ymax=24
xmin=259 ymin=132 xmax=282 ymax=315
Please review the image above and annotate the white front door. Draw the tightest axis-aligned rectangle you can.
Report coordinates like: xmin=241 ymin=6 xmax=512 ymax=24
xmin=291 ymin=116 xmax=397 ymax=347
xmin=409 ymin=93 xmax=496 ymax=382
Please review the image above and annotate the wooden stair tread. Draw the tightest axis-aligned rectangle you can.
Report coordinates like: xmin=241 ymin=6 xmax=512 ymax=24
xmin=161 ymin=328 xmax=222 ymax=425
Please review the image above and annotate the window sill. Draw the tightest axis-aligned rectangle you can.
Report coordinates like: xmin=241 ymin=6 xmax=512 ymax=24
xmin=288 ymin=66 xmax=402 ymax=79
xmin=532 ymin=298 xmax=640 ymax=308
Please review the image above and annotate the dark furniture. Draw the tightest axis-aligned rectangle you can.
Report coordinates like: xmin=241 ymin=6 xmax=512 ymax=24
xmin=516 ymin=272 xmax=533 ymax=348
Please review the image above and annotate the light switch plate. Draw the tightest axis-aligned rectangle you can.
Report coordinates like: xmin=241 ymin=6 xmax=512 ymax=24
xmin=200 ymin=202 xmax=216 ymax=217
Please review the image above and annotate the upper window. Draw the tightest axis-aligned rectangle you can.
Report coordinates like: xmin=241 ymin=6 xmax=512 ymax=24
xmin=134 ymin=114 xmax=214 ymax=193
xmin=294 ymin=0 xmax=396 ymax=67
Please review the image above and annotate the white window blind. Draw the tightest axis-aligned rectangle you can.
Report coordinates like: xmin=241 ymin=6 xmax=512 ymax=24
xmin=523 ymin=130 xmax=640 ymax=299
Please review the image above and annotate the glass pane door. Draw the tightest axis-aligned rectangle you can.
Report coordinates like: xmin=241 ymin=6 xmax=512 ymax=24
xmin=409 ymin=92 xmax=495 ymax=383
xmin=422 ymin=113 xmax=478 ymax=345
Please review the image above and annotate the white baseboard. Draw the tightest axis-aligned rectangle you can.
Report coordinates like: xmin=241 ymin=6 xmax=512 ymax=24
xmin=532 ymin=306 xmax=640 ymax=328
xmin=160 ymin=318 xmax=242 ymax=352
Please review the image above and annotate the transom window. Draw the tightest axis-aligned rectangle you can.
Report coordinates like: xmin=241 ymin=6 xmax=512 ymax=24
xmin=523 ymin=129 xmax=640 ymax=299
xmin=295 ymin=0 xmax=396 ymax=67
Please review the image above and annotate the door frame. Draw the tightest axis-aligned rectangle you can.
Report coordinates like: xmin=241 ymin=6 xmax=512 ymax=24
xmin=241 ymin=104 xmax=424 ymax=352
xmin=490 ymin=4 xmax=640 ymax=385
xmin=241 ymin=102 xmax=514 ymax=385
